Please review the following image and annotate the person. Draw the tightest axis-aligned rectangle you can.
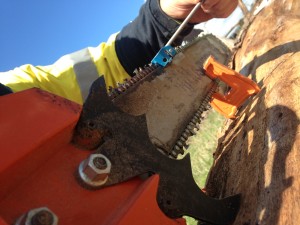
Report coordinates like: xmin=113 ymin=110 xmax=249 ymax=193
xmin=0 ymin=0 xmax=238 ymax=104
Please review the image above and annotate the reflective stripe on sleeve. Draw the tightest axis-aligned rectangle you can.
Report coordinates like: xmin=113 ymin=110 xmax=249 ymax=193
xmin=68 ymin=48 xmax=99 ymax=101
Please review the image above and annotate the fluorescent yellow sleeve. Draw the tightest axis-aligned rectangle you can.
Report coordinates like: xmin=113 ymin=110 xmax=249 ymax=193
xmin=0 ymin=33 xmax=130 ymax=105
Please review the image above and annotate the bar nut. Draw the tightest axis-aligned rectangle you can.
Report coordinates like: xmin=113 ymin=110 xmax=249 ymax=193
xmin=15 ymin=207 xmax=58 ymax=225
xmin=78 ymin=153 xmax=111 ymax=188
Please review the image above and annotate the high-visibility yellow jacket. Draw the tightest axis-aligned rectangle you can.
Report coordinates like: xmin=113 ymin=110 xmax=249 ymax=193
xmin=0 ymin=0 xmax=193 ymax=104
xmin=0 ymin=34 xmax=129 ymax=105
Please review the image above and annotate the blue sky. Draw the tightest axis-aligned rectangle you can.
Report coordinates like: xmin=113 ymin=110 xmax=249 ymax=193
xmin=0 ymin=0 xmax=255 ymax=72
xmin=0 ymin=0 xmax=143 ymax=71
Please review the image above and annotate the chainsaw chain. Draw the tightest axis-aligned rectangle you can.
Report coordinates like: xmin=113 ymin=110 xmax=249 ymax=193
xmin=170 ymin=81 xmax=219 ymax=158
xmin=108 ymin=64 xmax=158 ymax=100
xmin=107 ymin=35 xmax=219 ymax=159
xmin=107 ymin=35 xmax=204 ymax=100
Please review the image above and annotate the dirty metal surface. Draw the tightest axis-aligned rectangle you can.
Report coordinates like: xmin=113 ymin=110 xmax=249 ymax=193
xmin=73 ymin=77 xmax=240 ymax=224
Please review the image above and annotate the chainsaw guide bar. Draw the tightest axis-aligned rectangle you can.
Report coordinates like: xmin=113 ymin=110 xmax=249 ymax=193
xmin=109 ymin=34 xmax=231 ymax=158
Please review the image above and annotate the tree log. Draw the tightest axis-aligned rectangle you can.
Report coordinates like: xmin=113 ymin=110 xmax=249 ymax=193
xmin=205 ymin=0 xmax=300 ymax=224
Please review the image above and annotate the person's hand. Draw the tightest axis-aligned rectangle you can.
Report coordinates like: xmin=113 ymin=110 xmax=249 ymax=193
xmin=160 ymin=0 xmax=238 ymax=23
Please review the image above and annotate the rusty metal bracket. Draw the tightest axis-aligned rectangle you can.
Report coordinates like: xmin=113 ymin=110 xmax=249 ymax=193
xmin=73 ymin=77 xmax=240 ymax=225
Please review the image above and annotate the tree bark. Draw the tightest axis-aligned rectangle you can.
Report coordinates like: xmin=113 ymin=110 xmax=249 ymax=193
xmin=205 ymin=0 xmax=300 ymax=224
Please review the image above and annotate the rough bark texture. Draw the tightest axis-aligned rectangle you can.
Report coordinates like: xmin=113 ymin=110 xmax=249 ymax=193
xmin=205 ymin=1 xmax=300 ymax=225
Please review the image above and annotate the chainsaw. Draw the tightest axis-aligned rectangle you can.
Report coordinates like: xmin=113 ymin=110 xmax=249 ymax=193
xmin=72 ymin=2 xmax=260 ymax=223
xmin=0 ymin=3 xmax=261 ymax=224
xmin=72 ymin=32 xmax=260 ymax=224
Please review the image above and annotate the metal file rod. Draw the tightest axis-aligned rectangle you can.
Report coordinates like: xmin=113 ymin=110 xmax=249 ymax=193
xmin=165 ymin=0 xmax=205 ymax=47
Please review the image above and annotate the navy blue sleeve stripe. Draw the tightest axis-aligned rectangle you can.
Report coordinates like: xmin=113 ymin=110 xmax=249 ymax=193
xmin=0 ymin=83 xmax=13 ymax=96
xmin=115 ymin=0 xmax=194 ymax=76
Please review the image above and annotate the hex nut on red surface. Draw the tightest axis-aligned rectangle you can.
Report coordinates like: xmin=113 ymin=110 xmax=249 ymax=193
xmin=78 ymin=153 xmax=111 ymax=188
xmin=14 ymin=207 xmax=58 ymax=225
